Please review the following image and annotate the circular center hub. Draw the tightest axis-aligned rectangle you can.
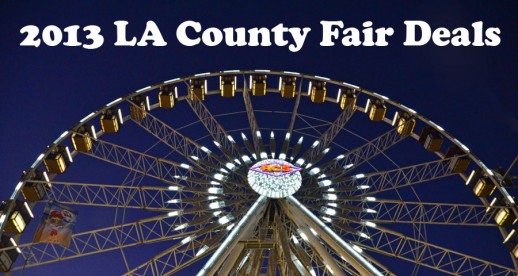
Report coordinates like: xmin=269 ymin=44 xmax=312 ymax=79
xmin=247 ymin=159 xmax=302 ymax=198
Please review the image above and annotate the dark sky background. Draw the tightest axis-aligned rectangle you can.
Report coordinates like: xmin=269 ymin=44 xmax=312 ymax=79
xmin=0 ymin=1 xmax=517 ymax=275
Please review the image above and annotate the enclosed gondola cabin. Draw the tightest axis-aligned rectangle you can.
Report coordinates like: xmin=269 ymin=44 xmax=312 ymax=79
xmin=159 ymin=85 xmax=176 ymax=108
xmin=396 ymin=112 xmax=416 ymax=136
xmin=72 ymin=125 xmax=94 ymax=153
xmin=251 ymin=75 xmax=267 ymax=96
xmin=339 ymin=88 xmax=356 ymax=110
xmin=220 ymin=76 xmax=236 ymax=97
xmin=466 ymin=169 xmax=496 ymax=197
xmin=444 ymin=145 xmax=470 ymax=173
xmin=21 ymin=170 xmax=50 ymax=201
xmin=0 ymin=200 xmax=33 ymax=234
xmin=280 ymin=76 xmax=296 ymax=98
xmin=489 ymin=197 xmax=517 ymax=227
xmin=310 ymin=81 xmax=326 ymax=103
xmin=368 ymin=98 xmax=386 ymax=121
xmin=100 ymin=108 xmax=122 ymax=133
xmin=504 ymin=229 xmax=518 ymax=260
xmin=190 ymin=79 xmax=206 ymax=101
xmin=129 ymin=95 xmax=148 ymax=121
xmin=0 ymin=234 xmax=20 ymax=272
xmin=44 ymin=145 xmax=73 ymax=174
xmin=418 ymin=126 xmax=444 ymax=152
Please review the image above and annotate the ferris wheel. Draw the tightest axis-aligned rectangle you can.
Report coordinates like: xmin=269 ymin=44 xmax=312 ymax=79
xmin=1 ymin=70 xmax=517 ymax=275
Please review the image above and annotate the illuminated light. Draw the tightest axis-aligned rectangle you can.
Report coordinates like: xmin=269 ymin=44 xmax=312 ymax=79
xmin=335 ymin=154 xmax=345 ymax=160
xmin=242 ymin=155 xmax=251 ymax=162
xmin=190 ymin=155 xmax=199 ymax=161
xmin=247 ymin=159 xmax=302 ymax=198
xmin=309 ymin=227 xmax=318 ymax=236
xmin=327 ymin=203 xmax=338 ymax=207
xmin=297 ymin=137 xmax=304 ymax=144
xmin=214 ymin=174 xmax=225 ymax=181
xmin=309 ymin=167 xmax=320 ymax=175
xmin=223 ymin=70 xmax=240 ymax=73
xmin=80 ymin=112 xmax=96 ymax=123
xmin=251 ymin=153 xmax=257 ymax=160
xmin=90 ymin=125 xmax=98 ymax=140
xmin=213 ymin=211 xmax=222 ymax=216
xmin=31 ymin=153 xmax=45 ymax=168
xmin=174 ymin=223 xmax=188 ymax=231
xmin=365 ymin=208 xmax=377 ymax=213
xmin=279 ymin=153 xmax=286 ymax=160
xmin=167 ymin=199 xmax=181 ymax=204
xmin=401 ymin=104 xmax=417 ymax=114
xmin=255 ymin=69 xmax=270 ymax=72
xmin=318 ymin=180 xmax=332 ymax=187
xmin=364 ymin=221 xmax=377 ymax=228
xmin=285 ymin=132 xmax=291 ymax=140
xmin=180 ymin=163 xmax=191 ymax=169
xmin=207 ymin=196 xmax=218 ymax=200
xmin=225 ymin=163 xmax=236 ymax=170
xmin=168 ymin=210 xmax=182 ymax=217
xmin=145 ymin=96 xmax=151 ymax=111
xmin=344 ymin=163 xmax=354 ymax=169
xmin=270 ymin=131 xmax=275 ymax=138
xmin=260 ymin=152 xmax=268 ymax=159
xmin=234 ymin=158 xmax=241 ymax=165
xmin=336 ymin=89 xmax=343 ymax=101
xmin=357 ymin=185 xmax=370 ymax=190
xmin=429 ymin=121 xmax=445 ymax=131
xmin=9 ymin=238 xmax=22 ymax=254
xmin=209 ymin=201 xmax=225 ymax=209
xmin=295 ymin=158 xmax=304 ymax=166
xmin=327 ymin=188 xmax=335 ymax=192
xmin=226 ymin=223 xmax=235 ymax=231
xmin=208 ymin=187 xmax=223 ymax=194
xmin=291 ymin=235 xmax=300 ymax=244
xmin=218 ymin=214 xmax=234 ymax=225
xmin=352 ymin=244 xmax=363 ymax=253
xmin=196 ymin=245 xmax=209 ymax=256
xmin=106 ymin=97 xmax=123 ymax=107
xmin=136 ymin=86 xmax=151 ymax=93
xmin=174 ymin=175 xmax=187 ymax=180
xmin=14 ymin=181 xmax=23 ymax=193
xmin=200 ymin=146 xmax=211 ymax=153
xmin=373 ymin=92 xmax=389 ymax=100
xmin=353 ymin=173 xmax=365 ymax=179
xmin=318 ymin=174 xmax=327 ymax=179
xmin=210 ymin=181 xmax=220 ymax=185
xmin=321 ymin=216 xmax=332 ymax=223
xmin=326 ymin=265 xmax=334 ymax=274
xmin=364 ymin=196 xmax=376 ymax=202
xmin=311 ymin=140 xmax=320 ymax=148
xmin=342 ymin=81 xmax=359 ymax=89
xmin=23 ymin=201 xmax=34 ymax=219
xmin=168 ymin=186 xmax=182 ymax=191
xmin=323 ymin=193 xmax=338 ymax=200
xmin=454 ymin=138 xmax=470 ymax=152
xmin=321 ymin=207 xmax=337 ymax=216
xmin=299 ymin=231 xmax=308 ymax=242
xmin=0 ymin=214 xmax=6 ymax=226
xmin=305 ymin=163 xmax=312 ymax=169
xmin=181 ymin=236 xmax=193 ymax=244
xmin=284 ymin=71 xmax=300 ymax=75
xmin=164 ymin=77 xmax=179 ymax=84
xmin=220 ymin=168 xmax=229 ymax=174
xmin=227 ymin=135 xmax=235 ymax=143
xmin=358 ymin=232 xmax=371 ymax=239
xmin=256 ymin=131 xmax=262 ymax=138
xmin=194 ymin=72 xmax=209 ymax=77
xmin=322 ymin=148 xmax=330 ymax=154
xmin=54 ymin=131 xmax=69 ymax=144
xmin=315 ymin=75 xmax=330 ymax=81
xmin=241 ymin=133 xmax=248 ymax=140
xmin=310 ymin=268 xmax=317 ymax=276
xmin=213 ymin=141 xmax=221 ymax=148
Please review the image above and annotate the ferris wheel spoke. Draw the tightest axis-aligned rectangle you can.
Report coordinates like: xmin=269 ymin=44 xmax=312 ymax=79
xmin=339 ymin=156 xmax=462 ymax=196
xmin=127 ymin=101 xmax=227 ymax=169
xmin=5 ymin=213 xmax=202 ymax=271
xmin=319 ymin=127 xmax=408 ymax=179
xmin=185 ymin=88 xmax=246 ymax=163
xmin=357 ymin=200 xmax=498 ymax=226
xmin=349 ymin=225 xmax=518 ymax=275
xmin=242 ymin=77 xmax=264 ymax=156
xmin=299 ymin=101 xmax=356 ymax=167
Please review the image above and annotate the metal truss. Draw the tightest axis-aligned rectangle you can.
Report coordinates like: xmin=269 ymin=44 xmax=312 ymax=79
xmin=339 ymin=157 xmax=459 ymax=196
xmin=242 ymin=80 xmax=263 ymax=156
xmin=185 ymin=90 xmax=244 ymax=161
xmin=4 ymin=214 xmax=202 ymax=270
xmin=322 ymin=128 xmax=407 ymax=178
xmin=348 ymin=225 xmax=518 ymax=275
xmin=358 ymin=200 xmax=498 ymax=226
xmin=302 ymin=103 xmax=356 ymax=165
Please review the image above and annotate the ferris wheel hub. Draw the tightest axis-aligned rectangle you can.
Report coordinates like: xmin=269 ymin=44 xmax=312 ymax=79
xmin=247 ymin=159 xmax=302 ymax=198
